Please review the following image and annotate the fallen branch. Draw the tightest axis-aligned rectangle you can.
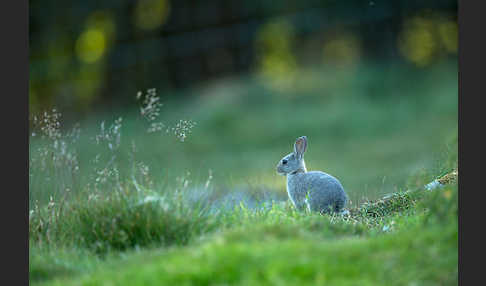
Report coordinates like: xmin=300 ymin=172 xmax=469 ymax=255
xmin=346 ymin=169 xmax=458 ymax=217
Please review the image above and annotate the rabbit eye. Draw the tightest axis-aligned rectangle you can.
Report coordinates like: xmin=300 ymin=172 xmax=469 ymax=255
xmin=282 ymin=159 xmax=288 ymax=165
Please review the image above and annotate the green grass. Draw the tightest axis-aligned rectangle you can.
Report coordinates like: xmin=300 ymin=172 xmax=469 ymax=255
xmin=31 ymin=181 xmax=457 ymax=285
xmin=29 ymin=60 xmax=457 ymax=285
xmin=68 ymin=224 xmax=456 ymax=286
xmin=29 ymin=187 xmax=219 ymax=254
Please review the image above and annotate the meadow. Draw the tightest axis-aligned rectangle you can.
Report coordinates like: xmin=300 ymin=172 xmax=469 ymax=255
xmin=29 ymin=60 xmax=458 ymax=285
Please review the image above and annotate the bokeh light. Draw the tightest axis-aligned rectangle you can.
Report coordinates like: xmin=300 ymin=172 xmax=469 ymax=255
xmin=75 ymin=28 xmax=107 ymax=63
xmin=86 ymin=11 xmax=116 ymax=43
xmin=254 ymin=20 xmax=298 ymax=91
xmin=438 ymin=20 xmax=458 ymax=54
xmin=133 ymin=0 xmax=170 ymax=31
xmin=398 ymin=16 xmax=437 ymax=67
xmin=322 ymin=32 xmax=361 ymax=68
xmin=73 ymin=11 xmax=116 ymax=106
xmin=75 ymin=11 xmax=115 ymax=64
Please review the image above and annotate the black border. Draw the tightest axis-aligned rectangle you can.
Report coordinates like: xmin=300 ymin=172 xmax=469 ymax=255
xmin=458 ymin=0 xmax=483 ymax=285
xmin=2 ymin=0 xmax=29 ymax=285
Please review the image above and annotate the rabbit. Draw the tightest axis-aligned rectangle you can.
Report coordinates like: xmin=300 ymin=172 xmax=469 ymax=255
xmin=276 ymin=136 xmax=348 ymax=214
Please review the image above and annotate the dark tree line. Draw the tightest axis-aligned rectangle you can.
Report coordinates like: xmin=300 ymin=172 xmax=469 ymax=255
xmin=29 ymin=0 xmax=457 ymax=114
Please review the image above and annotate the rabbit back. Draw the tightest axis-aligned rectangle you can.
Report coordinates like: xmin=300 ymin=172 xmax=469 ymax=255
xmin=287 ymin=171 xmax=347 ymax=213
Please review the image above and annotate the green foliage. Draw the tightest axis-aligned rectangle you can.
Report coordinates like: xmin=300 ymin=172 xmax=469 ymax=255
xmin=29 ymin=187 xmax=219 ymax=254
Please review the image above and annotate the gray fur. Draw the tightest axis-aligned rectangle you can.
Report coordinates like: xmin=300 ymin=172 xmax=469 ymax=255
xmin=276 ymin=136 xmax=348 ymax=213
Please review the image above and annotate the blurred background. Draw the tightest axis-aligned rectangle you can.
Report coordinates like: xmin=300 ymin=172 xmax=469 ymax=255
xmin=29 ymin=0 xmax=458 ymax=207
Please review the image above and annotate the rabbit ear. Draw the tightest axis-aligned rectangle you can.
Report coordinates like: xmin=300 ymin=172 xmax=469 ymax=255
xmin=294 ymin=136 xmax=307 ymax=159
